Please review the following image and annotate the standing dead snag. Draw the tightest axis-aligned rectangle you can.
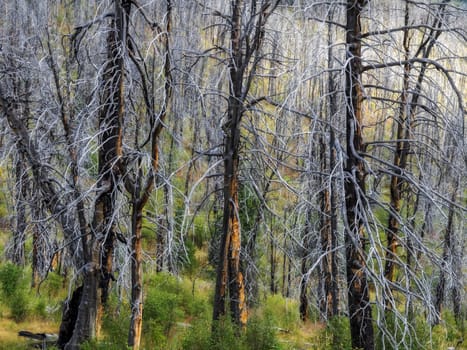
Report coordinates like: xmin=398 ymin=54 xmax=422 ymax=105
xmin=96 ymin=0 xmax=128 ymax=321
xmin=212 ymin=0 xmax=280 ymax=329
xmin=383 ymin=0 xmax=450 ymax=293
xmin=344 ymin=1 xmax=374 ymax=349
xmin=321 ymin=11 xmax=340 ymax=320
xmin=126 ymin=0 xmax=172 ymax=348
xmin=212 ymin=0 xmax=246 ymax=328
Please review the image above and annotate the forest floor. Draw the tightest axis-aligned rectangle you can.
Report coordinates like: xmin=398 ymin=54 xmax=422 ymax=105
xmin=0 ymin=317 xmax=58 ymax=349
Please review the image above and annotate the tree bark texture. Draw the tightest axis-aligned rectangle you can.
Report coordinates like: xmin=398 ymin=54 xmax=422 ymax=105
xmin=67 ymin=1 xmax=130 ymax=347
xmin=12 ymin=151 xmax=27 ymax=266
xmin=384 ymin=0 xmax=449 ymax=288
xmin=128 ymin=0 xmax=171 ymax=346
xmin=128 ymin=199 xmax=144 ymax=349
xmin=213 ymin=0 xmax=247 ymax=329
xmin=434 ymin=176 xmax=459 ymax=325
xmin=344 ymin=1 xmax=375 ymax=349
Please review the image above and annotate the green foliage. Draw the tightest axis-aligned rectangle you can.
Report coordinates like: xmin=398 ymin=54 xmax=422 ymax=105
xmin=210 ymin=318 xmax=246 ymax=350
xmin=143 ymin=272 xmax=209 ymax=349
xmin=430 ymin=311 xmax=464 ymax=350
xmin=179 ymin=240 xmax=199 ymax=277
xmin=0 ymin=263 xmax=23 ymax=298
xmin=40 ymin=271 xmax=64 ymax=298
xmin=263 ymin=294 xmax=300 ymax=332
xmin=182 ymin=316 xmax=281 ymax=350
xmin=81 ymin=339 xmax=130 ymax=350
xmin=318 ymin=316 xmax=352 ymax=350
xmin=9 ymin=291 xmax=31 ymax=322
xmin=192 ymin=215 xmax=209 ymax=249
xmin=0 ymin=263 xmax=31 ymax=322
xmin=145 ymin=287 xmax=183 ymax=332
xmin=181 ymin=319 xmax=212 ymax=350
xmin=33 ymin=298 xmax=47 ymax=319
xmin=239 ymin=184 xmax=261 ymax=235
xmin=374 ymin=311 xmax=464 ymax=350
xmin=102 ymin=312 xmax=130 ymax=347
xmin=244 ymin=316 xmax=280 ymax=350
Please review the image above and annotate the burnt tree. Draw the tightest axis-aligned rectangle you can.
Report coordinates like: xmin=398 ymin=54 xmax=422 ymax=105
xmin=343 ymin=1 xmax=375 ymax=349
xmin=212 ymin=0 xmax=280 ymax=329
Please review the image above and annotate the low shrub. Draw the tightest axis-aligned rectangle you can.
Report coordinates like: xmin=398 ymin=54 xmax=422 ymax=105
xmin=245 ymin=316 xmax=280 ymax=350
xmin=182 ymin=315 xmax=281 ymax=350
xmin=321 ymin=316 xmax=352 ymax=350
xmin=0 ymin=263 xmax=23 ymax=298
xmin=263 ymin=294 xmax=300 ymax=332
xmin=10 ymin=290 xmax=31 ymax=322
xmin=0 ymin=263 xmax=31 ymax=322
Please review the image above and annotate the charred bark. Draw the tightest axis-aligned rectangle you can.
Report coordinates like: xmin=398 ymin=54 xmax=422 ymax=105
xmin=344 ymin=1 xmax=374 ymax=349
xmin=127 ymin=0 xmax=172 ymax=347
xmin=212 ymin=0 xmax=280 ymax=329
xmin=128 ymin=197 xmax=145 ymax=349
xmin=434 ymin=176 xmax=459 ymax=325
xmin=384 ymin=0 xmax=449 ymax=289
xmin=213 ymin=0 xmax=245 ymax=329
xmin=57 ymin=286 xmax=83 ymax=349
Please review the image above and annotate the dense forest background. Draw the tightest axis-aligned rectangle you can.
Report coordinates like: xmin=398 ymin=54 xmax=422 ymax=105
xmin=0 ymin=0 xmax=465 ymax=349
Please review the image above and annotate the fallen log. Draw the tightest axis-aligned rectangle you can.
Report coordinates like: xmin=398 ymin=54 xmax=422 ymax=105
xmin=18 ymin=331 xmax=58 ymax=349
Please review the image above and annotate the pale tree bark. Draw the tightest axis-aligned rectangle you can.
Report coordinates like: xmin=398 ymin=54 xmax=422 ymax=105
xmin=12 ymin=144 xmax=27 ymax=266
xmin=384 ymin=0 xmax=450 ymax=292
xmin=94 ymin=0 xmax=132 ymax=327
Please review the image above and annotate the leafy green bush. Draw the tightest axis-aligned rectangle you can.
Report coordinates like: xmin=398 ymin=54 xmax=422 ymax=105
xmin=181 ymin=319 xmax=212 ymax=350
xmin=182 ymin=315 xmax=281 ymax=350
xmin=193 ymin=215 xmax=209 ymax=248
xmin=0 ymin=263 xmax=31 ymax=322
xmin=146 ymin=272 xmax=208 ymax=320
xmin=143 ymin=272 xmax=208 ymax=349
xmin=180 ymin=240 xmax=199 ymax=278
xmin=0 ymin=263 xmax=23 ymax=298
xmin=374 ymin=311 xmax=464 ymax=350
xmin=33 ymin=298 xmax=47 ymax=319
xmin=245 ymin=316 xmax=280 ymax=350
xmin=10 ymin=291 xmax=31 ymax=322
xmin=430 ymin=311 xmax=464 ymax=350
xmin=102 ymin=311 xmax=130 ymax=347
xmin=81 ymin=339 xmax=130 ymax=350
xmin=263 ymin=294 xmax=300 ymax=331
xmin=210 ymin=318 xmax=246 ymax=350
xmin=320 ymin=316 xmax=352 ymax=350
xmin=41 ymin=271 xmax=64 ymax=298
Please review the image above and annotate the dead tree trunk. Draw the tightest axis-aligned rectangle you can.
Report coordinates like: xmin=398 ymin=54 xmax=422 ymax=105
xmin=212 ymin=1 xmax=281 ymax=328
xmin=12 ymin=150 xmax=27 ymax=266
xmin=127 ymin=1 xmax=172 ymax=347
xmin=434 ymin=176 xmax=460 ymax=325
xmin=95 ymin=4 xmax=126 ymax=319
xmin=212 ymin=0 xmax=246 ymax=322
xmin=384 ymin=0 xmax=449 ymax=289
xmin=327 ymin=24 xmax=339 ymax=318
xmin=344 ymin=1 xmax=375 ymax=349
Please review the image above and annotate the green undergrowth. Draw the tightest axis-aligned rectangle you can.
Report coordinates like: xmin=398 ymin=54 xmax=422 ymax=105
xmin=0 ymin=261 xmax=464 ymax=349
xmin=0 ymin=263 xmax=62 ymax=323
